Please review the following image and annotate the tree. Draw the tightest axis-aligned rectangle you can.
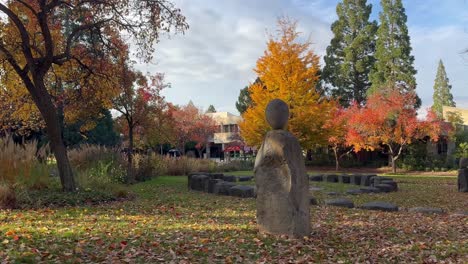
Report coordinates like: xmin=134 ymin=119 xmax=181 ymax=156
xmin=0 ymin=0 xmax=188 ymax=191
xmin=368 ymin=0 xmax=418 ymax=100
xmin=324 ymin=105 xmax=353 ymax=171
xmin=322 ymin=0 xmax=377 ymax=106
xmin=432 ymin=59 xmax=455 ymax=118
xmin=346 ymin=89 xmax=442 ymax=173
xmin=239 ymin=18 xmax=334 ymax=149
xmin=172 ymin=103 xmax=217 ymax=156
xmin=236 ymin=78 xmax=261 ymax=114
xmin=114 ymin=67 xmax=170 ymax=183
xmin=206 ymin=105 xmax=216 ymax=113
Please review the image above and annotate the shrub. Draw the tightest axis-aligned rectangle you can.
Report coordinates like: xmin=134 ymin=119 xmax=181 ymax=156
xmin=0 ymin=183 xmax=16 ymax=209
xmin=0 ymin=135 xmax=49 ymax=189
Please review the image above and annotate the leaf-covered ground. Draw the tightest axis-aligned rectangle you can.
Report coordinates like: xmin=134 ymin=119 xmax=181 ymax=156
xmin=1 ymin=175 xmax=467 ymax=263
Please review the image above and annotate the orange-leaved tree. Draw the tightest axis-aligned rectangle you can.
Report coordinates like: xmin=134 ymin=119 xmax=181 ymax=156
xmin=239 ymin=18 xmax=334 ymax=149
xmin=346 ymin=89 xmax=443 ymax=173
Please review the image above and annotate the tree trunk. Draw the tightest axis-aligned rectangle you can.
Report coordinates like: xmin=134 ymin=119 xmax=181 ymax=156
xmin=391 ymin=156 xmax=397 ymax=174
xmin=333 ymin=148 xmax=340 ymax=171
xmin=33 ymin=80 xmax=76 ymax=191
xmin=127 ymin=125 xmax=135 ymax=183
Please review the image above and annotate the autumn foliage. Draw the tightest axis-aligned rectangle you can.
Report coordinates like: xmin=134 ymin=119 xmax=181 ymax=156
xmin=239 ymin=18 xmax=334 ymax=149
xmin=345 ymin=89 xmax=443 ymax=173
xmin=171 ymin=103 xmax=218 ymax=155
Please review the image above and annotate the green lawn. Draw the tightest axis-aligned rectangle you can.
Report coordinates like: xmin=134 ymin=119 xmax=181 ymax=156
xmin=0 ymin=175 xmax=467 ymax=263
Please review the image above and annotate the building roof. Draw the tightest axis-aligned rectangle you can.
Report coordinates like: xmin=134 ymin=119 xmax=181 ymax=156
xmin=206 ymin=112 xmax=242 ymax=125
xmin=442 ymin=106 xmax=468 ymax=125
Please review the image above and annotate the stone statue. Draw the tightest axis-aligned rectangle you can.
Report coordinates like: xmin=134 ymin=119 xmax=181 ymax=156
xmin=254 ymin=99 xmax=310 ymax=238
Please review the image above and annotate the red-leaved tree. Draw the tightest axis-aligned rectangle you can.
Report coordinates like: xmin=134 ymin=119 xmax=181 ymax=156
xmin=324 ymin=105 xmax=354 ymax=171
xmin=346 ymin=90 xmax=443 ymax=173
xmin=172 ymin=103 xmax=217 ymax=157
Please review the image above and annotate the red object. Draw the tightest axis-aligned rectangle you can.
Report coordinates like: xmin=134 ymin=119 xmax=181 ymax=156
xmin=224 ymin=146 xmax=242 ymax=152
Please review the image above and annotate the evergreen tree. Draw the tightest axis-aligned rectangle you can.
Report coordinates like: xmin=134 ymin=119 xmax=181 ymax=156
xmin=432 ymin=59 xmax=455 ymax=117
xmin=236 ymin=78 xmax=261 ymax=114
xmin=369 ymin=0 xmax=417 ymax=97
xmin=322 ymin=0 xmax=377 ymax=106
xmin=206 ymin=105 xmax=216 ymax=113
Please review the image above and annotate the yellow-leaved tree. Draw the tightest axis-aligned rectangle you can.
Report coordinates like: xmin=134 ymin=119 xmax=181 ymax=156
xmin=239 ymin=18 xmax=334 ymax=149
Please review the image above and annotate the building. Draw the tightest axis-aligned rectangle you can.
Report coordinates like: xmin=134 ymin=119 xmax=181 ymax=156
xmin=427 ymin=106 xmax=468 ymax=158
xmin=205 ymin=112 xmax=243 ymax=159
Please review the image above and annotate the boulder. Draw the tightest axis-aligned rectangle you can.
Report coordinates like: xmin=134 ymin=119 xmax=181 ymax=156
xmin=213 ymin=181 xmax=236 ymax=195
xmin=380 ymin=180 xmax=398 ymax=192
xmin=238 ymin=176 xmax=253 ymax=182
xmin=326 ymin=192 xmax=339 ymax=196
xmin=325 ymin=198 xmax=354 ymax=208
xmin=360 ymin=175 xmax=376 ymax=186
xmin=360 ymin=201 xmax=398 ymax=212
xmin=204 ymin=179 xmax=222 ymax=193
xmin=458 ymin=168 xmax=468 ymax=192
xmin=222 ymin=175 xmax=237 ymax=182
xmin=409 ymin=207 xmax=444 ymax=214
xmin=255 ymin=117 xmax=310 ymax=237
xmin=359 ymin=187 xmax=381 ymax=193
xmin=229 ymin=185 xmax=255 ymax=198
xmin=374 ymin=184 xmax=394 ymax=193
xmin=190 ymin=175 xmax=209 ymax=191
xmin=338 ymin=175 xmax=350 ymax=184
xmin=349 ymin=175 xmax=362 ymax=185
xmin=325 ymin=174 xmax=338 ymax=183
xmin=346 ymin=189 xmax=364 ymax=195
xmin=371 ymin=177 xmax=393 ymax=186
xmin=309 ymin=175 xmax=323 ymax=182
xmin=309 ymin=187 xmax=323 ymax=191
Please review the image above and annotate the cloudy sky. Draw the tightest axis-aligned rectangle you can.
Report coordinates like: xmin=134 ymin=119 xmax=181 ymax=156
xmin=135 ymin=0 xmax=468 ymax=115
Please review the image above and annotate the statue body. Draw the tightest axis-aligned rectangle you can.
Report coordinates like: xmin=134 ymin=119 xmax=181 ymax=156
xmin=254 ymin=99 xmax=310 ymax=237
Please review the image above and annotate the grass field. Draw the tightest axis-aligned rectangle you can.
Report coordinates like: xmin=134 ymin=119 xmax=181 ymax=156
xmin=0 ymin=174 xmax=467 ymax=263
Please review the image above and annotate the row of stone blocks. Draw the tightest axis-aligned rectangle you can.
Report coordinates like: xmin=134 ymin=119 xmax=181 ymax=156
xmin=309 ymin=174 xmax=399 ymax=192
xmin=188 ymin=173 xmax=255 ymax=198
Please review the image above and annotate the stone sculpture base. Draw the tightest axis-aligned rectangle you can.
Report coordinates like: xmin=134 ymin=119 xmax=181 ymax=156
xmin=254 ymin=130 xmax=310 ymax=238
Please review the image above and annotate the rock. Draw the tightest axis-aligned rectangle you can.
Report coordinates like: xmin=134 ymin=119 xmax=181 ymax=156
xmin=360 ymin=175 xmax=376 ymax=186
xmin=346 ymin=189 xmax=364 ymax=195
xmin=310 ymin=197 xmax=318 ymax=205
xmin=325 ymin=198 xmax=354 ymax=208
xmin=265 ymin=99 xmax=289 ymax=130
xmin=204 ymin=179 xmax=222 ymax=193
xmin=338 ymin=175 xmax=350 ymax=184
xmin=213 ymin=181 xmax=236 ymax=195
xmin=459 ymin=158 xmax=468 ymax=168
xmin=359 ymin=187 xmax=381 ymax=193
xmin=409 ymin=207 xmax=445 ymax=214
xmin=349 ymin=175 xmax=362 ymax=185
xmin=452 ymin=211 xmax=468 ymax=216
xmin=255 ymin=113 xmax=310 ymax=238
xmin=361 ymin=201 xmax=399 ymax=212
xmin=380 ymin=180 xmax=398 ymax=192
xmin=458 ymin=168 xmax=468 ymax=192
xmin=326 ymin=192 xmax=339 ymax=196
xmin=222 ymin=175 xmax=237 ymax=182
xmin=309 ymin=187 xmax=323 ymax=191
xmin=190 ymin=175 xmax=209 ymax=191
xmin=325 ymin=174 xmax=338 ymax=183
xmin=309 ymin=175 xmax=323 ymax=182
xmin=229 ymin=185 xmax=255 ymax=198
xmin=374 ymin=184 xmax=394 ymax=193
xmin=209 ymin=173 xmax=224 ymax=180
xmin=371 ymin=177 xmax=393 ymax=186
xmin=238 ymin=176 xmax=253 ymax=182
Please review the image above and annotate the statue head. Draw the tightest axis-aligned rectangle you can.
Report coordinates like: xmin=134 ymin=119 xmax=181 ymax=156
xmin=265 ymin=99 xmax=289 ymax=130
